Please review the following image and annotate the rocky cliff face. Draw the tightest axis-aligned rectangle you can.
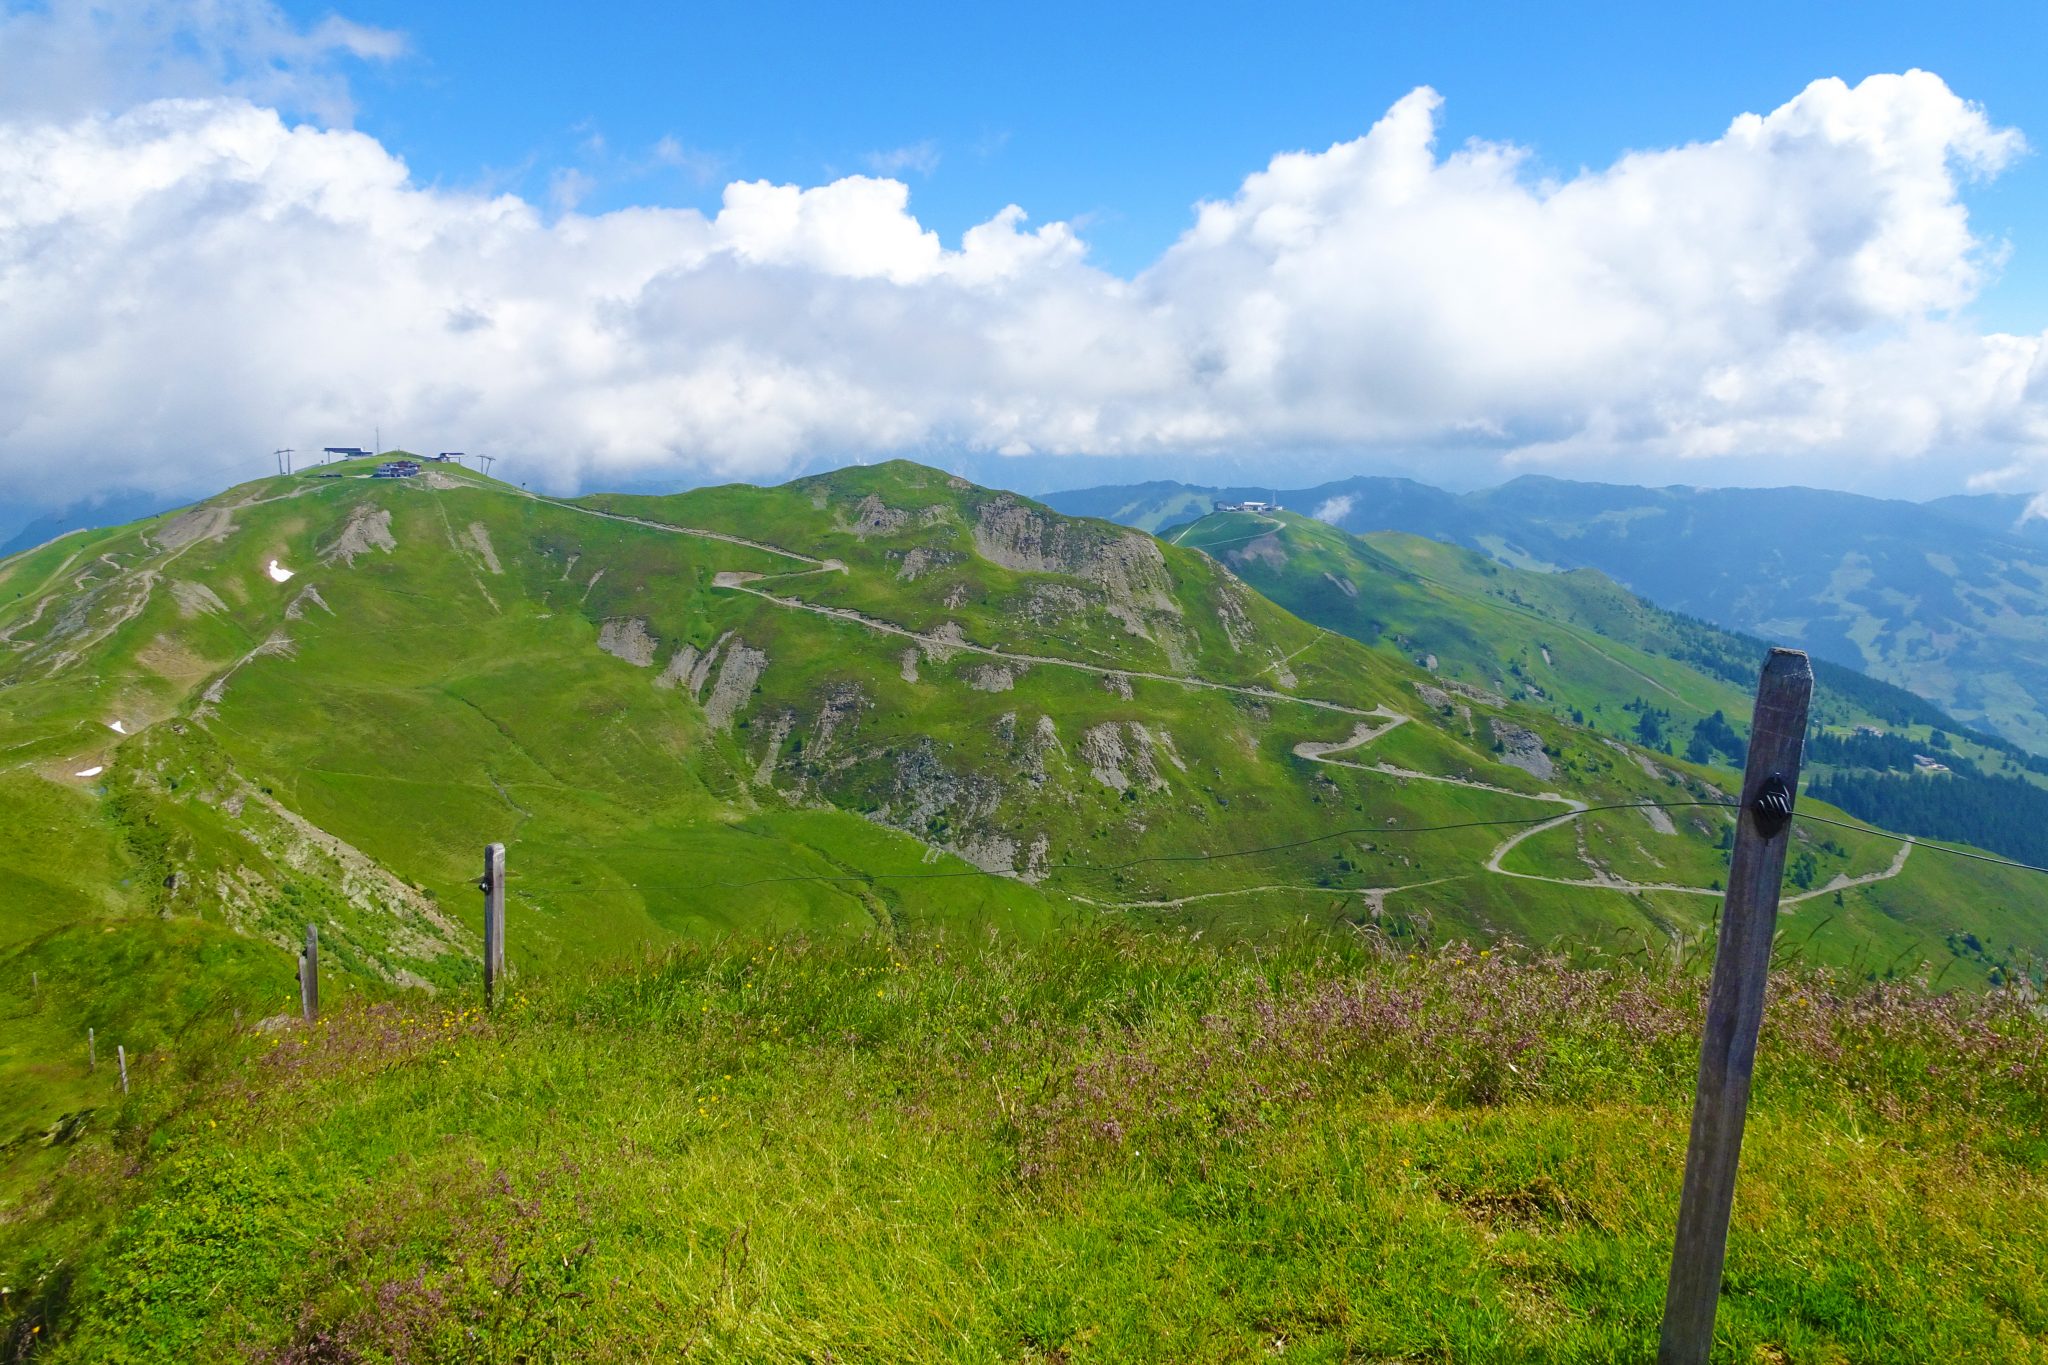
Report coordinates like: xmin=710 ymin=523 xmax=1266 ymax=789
xmin=971 ymin=495 xmax=1183 ymax=640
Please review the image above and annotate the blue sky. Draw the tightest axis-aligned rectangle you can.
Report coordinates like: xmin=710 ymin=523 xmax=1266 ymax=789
xmin=3 ymin=0 xmax=2048 ymax=509
xmin=311 ymin=0 xmax=2048 ymax=332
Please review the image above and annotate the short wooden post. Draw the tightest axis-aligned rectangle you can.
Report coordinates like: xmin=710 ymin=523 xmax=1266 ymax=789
xmin=88 ymin=1026 xmax=97 ymax=1072
xmin=117 ymin=1044 xmax=128 ymax=1094
xmin=299 ymin=923 xmax=319 ymax=1023
xmin=483 ymin=842 xmax=506 ymax=1006
xmin=1660 ymin=648 xmax=1813 ymax=1363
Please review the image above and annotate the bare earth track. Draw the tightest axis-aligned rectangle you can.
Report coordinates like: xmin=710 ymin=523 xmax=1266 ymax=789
xmin=520 ymin=488 xmax=1917 ymax=910
xmin=0 ymin=475 xmax=1918 ymax=915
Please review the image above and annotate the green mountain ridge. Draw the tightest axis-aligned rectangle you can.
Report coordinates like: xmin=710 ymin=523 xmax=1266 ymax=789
xmin=1165 ymin=507 xmax=2048 ymax=871
xmin=2 ymin=459 xmax=2042 ymax=1147
xmin=1048 ymin=474 xmax=2048 ymax=753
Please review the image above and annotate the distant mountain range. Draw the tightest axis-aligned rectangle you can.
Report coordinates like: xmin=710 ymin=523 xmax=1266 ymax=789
xmin=0 ymin=490 xmax=177 ymax=559
xmin=1047 ymin=476 xmax=2048 ymax=753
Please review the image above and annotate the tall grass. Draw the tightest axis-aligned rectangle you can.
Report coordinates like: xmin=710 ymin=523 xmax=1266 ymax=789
xmin=5 ymin=925 xmax=2046 ymax=1361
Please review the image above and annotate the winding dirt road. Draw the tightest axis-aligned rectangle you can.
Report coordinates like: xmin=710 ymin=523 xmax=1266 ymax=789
xmin=517 ymin=486 xmax=1919 ymax=907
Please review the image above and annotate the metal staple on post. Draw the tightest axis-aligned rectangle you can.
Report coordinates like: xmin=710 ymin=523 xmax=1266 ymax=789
xmin=483 ymin=842 xmax=506 ymax=1006
xmin=1659 ymin=647 xmax=1814 ymax=1364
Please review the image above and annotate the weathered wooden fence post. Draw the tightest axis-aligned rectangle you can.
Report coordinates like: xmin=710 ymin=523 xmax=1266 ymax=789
xmin=299 ymin=923 xmax=319 ymax=1023
xmin=483 ymin=842 xmax=506 ymax=1006
xmin=1660 ymin=647 xmax=1813 ymax=1363
xmin=88 ymin=1026 xmax=96 ymax=1072
xmin=117 ymin=1044 xmax=128 ymax=1095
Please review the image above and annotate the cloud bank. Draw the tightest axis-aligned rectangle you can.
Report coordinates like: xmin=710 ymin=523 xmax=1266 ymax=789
xmin=0 ymin=47 xmax=2045 ymax=506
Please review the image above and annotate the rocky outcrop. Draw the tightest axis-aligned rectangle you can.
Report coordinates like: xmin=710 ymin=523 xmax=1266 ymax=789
xmin=1080 ymin=721 xmax=1178 ymax=792
xmin=468 ymin=522 xmax=503 ymax=574
xmin=971 ymin=495 xmax=1181 ymax=638
xmin=917 ymin=621 xmax=967 ymax=664
xmin=967 ymin=664 xmax=1017 ymax=692
xmin=1213 ymin=575 xmax=1258 ymax=653
xmin=321 ymin=504 xmax=397 ymax=566
xmin=841 ymin=495 xmax=910 ymax=537
xmin=284 ymin=584 xmax=333 ymax=620
xmin=704 ymin=639 xmax=769 ymax=729
xmin=754 ymin=712 xmax=795 ymax=785
xmin=1490 ymin=718 xmax=1554 ymax=780
xmin=840 ymin=496 xmax=953 ymax=539
xmin=170 ymin=579 xmax=228 ymax=618
xmin=894 ymin=547 xmax=958 ymax=581
xmin=881 ymin=739 xmax=1004 ymax=840
xmin=655 ymin=632 xmax=734 ymax=699
xmin=810 ymin=685 xmax=868 ymax=757
xmin=655 ymin=644 xmax=699 ymax=691
xmin=151 ymin=505 xmax=235 ymax=553
xmin=597 ymin=617 xmax=659 ymax=667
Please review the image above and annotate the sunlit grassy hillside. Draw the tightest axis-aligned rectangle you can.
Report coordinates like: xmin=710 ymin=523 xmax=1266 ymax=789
xmin=1 ymin=459 xmax=2042 ymax=1151
xmin=5 ymin=927 xmax=2045 ymax=1362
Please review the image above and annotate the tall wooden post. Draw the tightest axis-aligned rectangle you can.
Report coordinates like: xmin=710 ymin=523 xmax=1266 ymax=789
xmin=88 ymin=1027 xmax=97 ymax=1072
xmin=483 ymin=842 xmax=506 ymax=1006
xmin=1660 ymin=648 xmax=1813 ymax=1363
xmin=299 ymin=923 xmax=319 ymax=1023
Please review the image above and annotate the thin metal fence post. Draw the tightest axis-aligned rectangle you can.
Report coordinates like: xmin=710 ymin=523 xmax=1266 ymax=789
xmin=300 ymin=923 xmax=319 ymax=1023
xmin=483 ymin=843 xmax=506 ymax=1006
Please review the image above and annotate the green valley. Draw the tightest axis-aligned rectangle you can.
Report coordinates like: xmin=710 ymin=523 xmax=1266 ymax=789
xmin=1169 ymin=506 xmax=2048 ymax=877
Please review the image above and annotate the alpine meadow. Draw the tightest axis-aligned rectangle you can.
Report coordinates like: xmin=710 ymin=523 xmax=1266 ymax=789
xmin=5 ymin=4 xmax=2048 ymax=1361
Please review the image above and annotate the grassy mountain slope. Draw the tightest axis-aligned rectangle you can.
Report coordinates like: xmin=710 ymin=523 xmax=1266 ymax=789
xmin=1171 ymin=511 xmax=1758 ymax=747
xmin=1 ymin=459 xmax=2040 ymax=1147
xmin=1049 ymin=475 xmax=2048 ymax=753
xmin=1168 ymin=508 xmax=2048 ymax=880
xmin=4 ymin=463 xmax=2047 ymax=1362
xmin=7 ymin=928 xmax=2047 ymax=1362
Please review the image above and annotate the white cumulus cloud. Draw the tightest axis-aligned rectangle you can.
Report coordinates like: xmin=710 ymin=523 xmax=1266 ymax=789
xmin=0 ymin=59 xmax=2045 ymax=509
xmin=0 ymin=0 xmax=404 ymax=126
xmin=1312 ymin=495 xmax=1354 ymax=524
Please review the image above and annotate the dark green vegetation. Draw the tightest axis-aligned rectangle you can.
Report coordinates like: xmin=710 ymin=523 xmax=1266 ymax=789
xmin=1049 ymin=475 xmax=2048 ymax=754
xmin=1164 ymin=506 xmax=2048 ymax=871
xmin=7 ymin=928 xmax=2048 ymax=1361
xmin=1808 ymin=769 xmax=2048 ymax=874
